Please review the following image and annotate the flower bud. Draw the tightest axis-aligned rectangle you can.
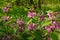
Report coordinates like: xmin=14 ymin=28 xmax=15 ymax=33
xmin=17 ymin=19 xmax=24 ymax=26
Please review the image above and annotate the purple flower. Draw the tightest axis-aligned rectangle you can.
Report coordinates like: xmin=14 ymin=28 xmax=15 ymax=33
xmin=52 ymin=21 xmax=57 ymax=29
xmin=27 ymin=12 xmax=32 ymax=18
xmin=38 ymin=14 xmax=45 ymax=21
xmin=1 ymin=16 xmax=6 ymax=21
xmin=2 ymin=7 xmax=9 ymax=12
xmin=27 ymin=23 xmax=36 ymax=31
xmin=57 ymin=25 xmax=60 ymax=29
xmin=2 ymin=36 xmax=8 ymax=40
xmin=27 ymin=11 xmax=36 ymax=18
xmin=47 ymin=13 xmax=53 ymax=20
xmin=56 ymin=22 xmax=60 ymax=29
xmin=2 ymin=3 xmax=11 ymax=12
xmin=48 ymin=37 xmax=50 ymax=40
xmin=52 ymin=21 xmax=60 ymax=29
xmin=1 ymin=16 xmax=10 ymax=21
xmin=17 ymin=19 xmax=24 ymax=26
xmin=31 ymin=12 xmax=36 ymax=18
xmin=6 ymin=16 xmax=10 ymax=20
xmin=45 ymin=26 xmax=51 ymax=32
xmin=18 ymin=27 xmax=24 ymax=31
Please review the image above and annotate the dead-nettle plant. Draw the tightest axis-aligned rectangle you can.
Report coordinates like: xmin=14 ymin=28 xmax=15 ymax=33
xmin=0 ymin=2 xmax=60 ymax=40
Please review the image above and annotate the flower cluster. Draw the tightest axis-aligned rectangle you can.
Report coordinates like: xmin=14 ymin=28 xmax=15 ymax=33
xmin=1 ymin=16 xmax=10 ymax=21
xmin=27 ymin=23 xmax=37 ymax=31
xmin=45 ymin=26 xmax=51 ymax=32
xmin=45 ymin=11 xmax=60 ymax=33
xmin=17 ymin=19 xmax=24 ymax=26
xmin=1 ymin=3 xmax=60 ymax=40
xmin=2 ymin=34 xmax=12 ymax=40
xmin=27 ymin=11 xmax=36 ymax=18
xmin=52 ymin=21 xmax=60 ymax=29
xmin=2 ymin=3 xmax=11 ymax=12
xmin=17 ymin=19 xmax=24 ymax=31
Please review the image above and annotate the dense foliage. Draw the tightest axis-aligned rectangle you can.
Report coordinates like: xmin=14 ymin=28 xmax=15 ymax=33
xmin=0 ymin=0 xmax=60 ymax=40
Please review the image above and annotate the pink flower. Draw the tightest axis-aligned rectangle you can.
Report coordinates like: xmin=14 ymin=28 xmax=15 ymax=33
xmin=1 ymin=16 xmax=10 ymax=21
xmin=52 ymin=21 xmax=57 ymax=28
xmin=2 ymin=36 xmax=8 ymax=40
xmin=27 ymin=11 xmax=36 ymax=18
xmin=47 ymin=13 xmax=52 ymax=20
xmin=2 ymin=7 xmax=9 ymax=12
xmin=57 ymin=25 xmax=60 ymax=29
xmin=27 ymin=24 xmax=32 ymax=30
xmin=17 ymin=19 xmax=24 ymax=26
xmin=27 ymin=23 xmax=36 ymax=31
xmin=52 ymin=21 xmax=60 ymax=29
xmin=2 ymin=3 xmax=11 ymax=12
xmin=56 ymin=22 xmax=60 ymax=29
xmin=48 ymin=37 xmax=50 ymax=40
xmin=45 ymin=26 xmax=51 ymax=32
xmin=31 ymin=12 xmax=36 ymax=18
xmin=1 ymin=16 xmax=6 ymax=21
xmin=27 ymin=12 xmax=32 ymax=18
xmin=6 ymin=16 xmax=10 ymax=20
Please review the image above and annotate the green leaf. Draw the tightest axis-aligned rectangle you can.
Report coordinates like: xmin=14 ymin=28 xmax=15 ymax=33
xmin=27 ymin=19 xmax=32 ymax=24
xmin=28 ymin=36 xmax=34 ymax=40
xmin=41 ymin=19 xmax=51 ymax=27
xmin=0 ymin=21 xmax=6 ymax=32
xmin=50 ymin=32 xmax=58 ymax=40
xmin=34 ymin=29 xmax=42 ymax=40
